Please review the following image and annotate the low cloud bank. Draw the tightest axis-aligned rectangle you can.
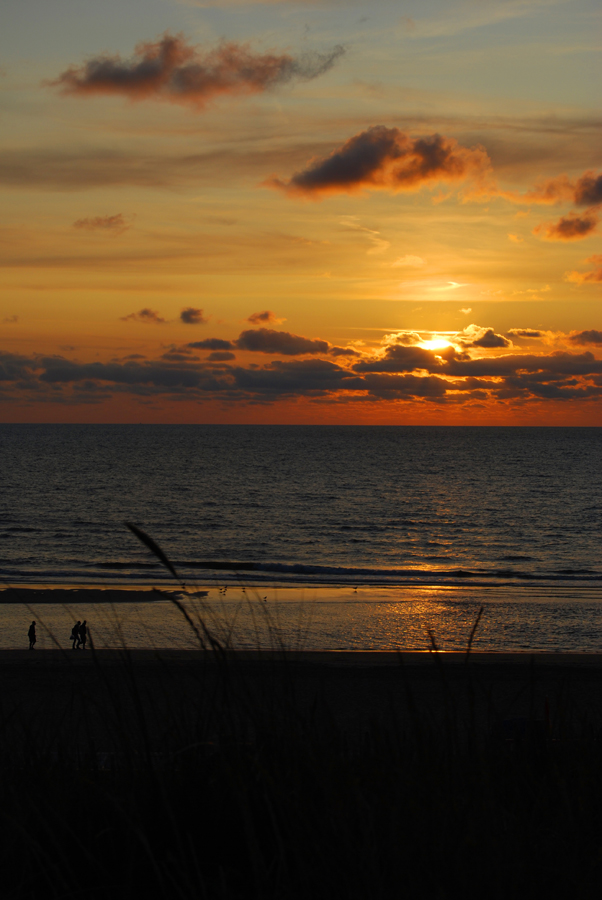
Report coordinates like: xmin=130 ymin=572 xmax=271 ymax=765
xmin=2 ymin=324 xmax=601 ymax=409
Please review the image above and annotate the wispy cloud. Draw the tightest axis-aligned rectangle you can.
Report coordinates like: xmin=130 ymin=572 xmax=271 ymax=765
xmin=565 ymin=254 xmax=602 ymax=284
xmin=73 ymin=213 xmax=130 ymax=233
xmin=49 ymin=33 xmax=345 ymax=110
xmin=391 ymin=255 xmax=425 ymax=268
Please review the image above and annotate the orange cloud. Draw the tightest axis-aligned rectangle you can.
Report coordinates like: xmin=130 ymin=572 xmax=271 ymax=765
xmin=534 ymin=209 xmax=599 ymax=241
xmin=50 ymin=33 xmax=344 ymax=110
xmin=266 ymin=126 xmax=492 ymax=198
xmin=121 ymin=308 xmax=166 ymax=324
xmin=566 ymin=254 xmax=602 ymax=284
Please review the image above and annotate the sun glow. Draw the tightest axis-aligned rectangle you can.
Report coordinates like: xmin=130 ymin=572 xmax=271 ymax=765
xmin=419 ymin=339 xmax=452 ymax=351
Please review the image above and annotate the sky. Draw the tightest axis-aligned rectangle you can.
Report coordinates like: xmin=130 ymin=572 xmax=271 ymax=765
xmin=1 ymin=0 xmax=601 ymax=424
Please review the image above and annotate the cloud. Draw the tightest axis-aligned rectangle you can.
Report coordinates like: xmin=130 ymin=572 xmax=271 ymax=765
xmin=460 ymin=308 xmax=471 ymax=315
xmin=534 ymin=209 xmax=599 ymax=241
xmin=565 ymin=254 xmax=602 ymax=284
xmin=329 ymin=346 xmax=359 ymax=357
xmin=354 ymin=343 xmax=440 ymax=373
xmin=456 ymin=325 xmax=512 ymax=349
xmin=508 ymin=329 xmax=544 ymax=339
xmin=382 ymin=331 xmax=422 ymax=346
xmin=573 ymin=172 xmax=602 ymax=207
xmin=266 ymin=126 xmax=492 ymax=198
xmin=522 ymin=171 xmax=602 ymax=207
xmin=120 ymin=308 xmax=166 ymax=324
xmin=508 ymin=233 xmax=523 ymax=243
xmin=180 ymin=307 xmax=207 ymax=325
xmin=188 ymin=338 xmax=234 ymax=351
xmin=3 ymin=315 xmax=18 ymax=324
xmin=247 ymin=310 xmax=285 ymax=325
xmin=50 ymin=33 xmax=345 ymax=110
xmin=391 ymin=255 xmax=424 ymax=267
xmin=73 ymin=214 xmax=129 ymax=233
xmin=2 ymin=338 xmax=602 ymax=409
xmin=568 ymin=330 xmax=602 ymax=346
xmin=207 ymin=351 xmax=236 ymax=361
xmin=236 ymin=328 xmax=330 ymax=355
xmin=339 ymin=217 xmax=390 ymax=254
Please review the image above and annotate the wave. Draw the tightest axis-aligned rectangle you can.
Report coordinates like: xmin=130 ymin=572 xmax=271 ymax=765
xmin=2 ymin=559 xmax=601 ymax=587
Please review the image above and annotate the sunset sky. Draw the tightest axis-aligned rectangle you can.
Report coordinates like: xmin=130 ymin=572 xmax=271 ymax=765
xmin=1 ymin=0 xmax=601 ymax=423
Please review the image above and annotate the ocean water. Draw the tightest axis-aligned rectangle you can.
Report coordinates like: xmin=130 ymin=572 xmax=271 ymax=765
xmin=1 ymin=425 xmax=601 ymax=650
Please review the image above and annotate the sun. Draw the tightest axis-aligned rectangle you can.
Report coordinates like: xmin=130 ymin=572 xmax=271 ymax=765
xmin=419 ymin=339 xmax=452 ymax=351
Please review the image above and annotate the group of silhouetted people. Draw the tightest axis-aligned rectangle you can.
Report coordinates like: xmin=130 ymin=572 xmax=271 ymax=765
xmin=71 ymin=620 xmax=88 ymax=650
xmin=26 ymin=619 xmax=88 ymax=650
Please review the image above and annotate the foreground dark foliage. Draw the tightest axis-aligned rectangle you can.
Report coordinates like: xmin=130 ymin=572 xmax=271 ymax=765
xmin=1 ymin=648 xmax=602 ymax=900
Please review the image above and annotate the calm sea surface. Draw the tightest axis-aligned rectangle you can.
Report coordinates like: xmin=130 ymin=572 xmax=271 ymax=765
xmin=1 ymin=425 xmax=601 ymax=650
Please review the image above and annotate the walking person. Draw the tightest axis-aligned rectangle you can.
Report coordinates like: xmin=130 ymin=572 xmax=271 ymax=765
xmin=28 ymin=621 xmax=36 ymax=650
xmin=79 ymin=620 xmax=88 ymax=650
xmin=71 ymin=621 xmax=81 ymax=650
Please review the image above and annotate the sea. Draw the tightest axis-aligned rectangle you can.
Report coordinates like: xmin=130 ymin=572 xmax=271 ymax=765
xmin=1 ymin=424 xmax=601 ymax=652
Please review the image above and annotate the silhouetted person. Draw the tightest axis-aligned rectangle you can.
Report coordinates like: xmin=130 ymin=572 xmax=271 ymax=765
xmin=79 ymin=620 xmax=87 ymax=650
xmin=71 ymin=621 xmax=81 ymax=650
xmin=28 ymin=621 xmax=36 ymax=650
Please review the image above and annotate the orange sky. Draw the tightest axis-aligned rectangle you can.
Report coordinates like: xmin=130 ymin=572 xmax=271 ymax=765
xmin=1 ymin=0 xmax=601 ymax=423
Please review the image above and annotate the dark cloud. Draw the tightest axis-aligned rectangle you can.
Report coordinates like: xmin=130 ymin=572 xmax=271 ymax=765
xmin=38 ymin=357 xmax=221 ymax=391
xmin=180 ymin=307 xmax=207 ymax=325
xmin=568 ymin=330 xmax=602 ymax=346
xmin=247 ymin=310 xmax=285 ymax=325
xmin=454 ymin=325 xmax=512 ymax=349
xmin=50 ymin=34 xmax=344 ymax=110
xmin=574 ymin=171 xmax=602 ymax=207
xmin=207 ymin=351 xmax=236 ymax=361
xmin=534 ymin=209 xmax=598 ymax=241
xmin=121 ymin=308 xmax=166 ymax=324
xmin=441 ymin=350 xmax=602 ymax=379
xmin=508 ymin=329 xmax=543 ymax=339
xmin=161 ymin=351 xmax=199 ymax=362
xmin=467 ymin=329 xmax=512 ymax=349
xmin=236 ymin=328 xmax=330 ymax=355
xmin=359 ymin=373 xmax=448 ymax=400
xmin=267 ymin=126 xmax=491 ymax=197
xmin=354 ymin=344 xmax=438 ymax=373
xmin=329 ymin=346 xmax=360 ymax=357
xmin=188 ymin=338 xmax=234 ymax=351
xmin=3 ymin=315 xmax=18 ymax=324
xmin=73 ymin=214 xmax=129 ymax=232
xmin=233 ymin=358 xmax=356 ymax=396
